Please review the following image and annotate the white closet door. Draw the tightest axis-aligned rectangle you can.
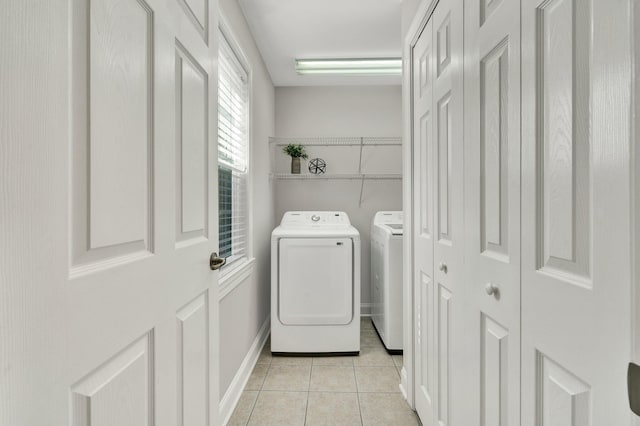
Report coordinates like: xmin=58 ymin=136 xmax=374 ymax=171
xmin=521 ymin=0 xmax=633 ymax=424
xmin=0 ymin=0 xmax=219 ymax=424
xmin=431 ymin=1 xmax=465 ymax=425
xmin=412 ymin=16 xmax=437 ymax=423
xmin=411 ymin=0 xmax=464 ymax=424
xmin=461 ymin=0 xmax=522 ymax=424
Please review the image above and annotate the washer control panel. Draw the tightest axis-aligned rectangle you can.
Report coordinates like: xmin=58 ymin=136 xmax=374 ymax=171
xmin=373 ymin=211 xmax=404 ymax=235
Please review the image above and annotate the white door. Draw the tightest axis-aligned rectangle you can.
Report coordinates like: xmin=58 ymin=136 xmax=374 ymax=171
xmin=431 ymin=1 xmax=465 ymax=425
xmin=521 ymin=0 xmax=633 ymax=424
xmin=461 ymin=0 xmax=522 ymax=424
xmin=0 ymin=0 xmax=220 ymax=425
xmin=411 ymin=0 xmax=464 ymax=423
xmin=412 ymin=15 xmax=437 ymax=423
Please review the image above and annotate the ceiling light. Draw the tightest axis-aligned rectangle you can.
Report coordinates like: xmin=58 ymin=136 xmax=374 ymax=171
xmin=295 ymin=58 xmax=402 ymax=75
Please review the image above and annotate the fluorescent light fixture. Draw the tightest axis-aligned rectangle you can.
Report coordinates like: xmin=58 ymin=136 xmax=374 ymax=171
xmin=295 ymin=58 xmax=402 ymax=75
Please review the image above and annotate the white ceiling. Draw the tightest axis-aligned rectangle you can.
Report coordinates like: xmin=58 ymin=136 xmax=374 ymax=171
xmin=237 ymin=0 xmax=403 ymax=87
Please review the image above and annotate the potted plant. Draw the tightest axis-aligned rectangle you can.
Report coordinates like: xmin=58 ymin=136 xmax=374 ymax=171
xmin=282 ymin=144 xmax=308 ymax=174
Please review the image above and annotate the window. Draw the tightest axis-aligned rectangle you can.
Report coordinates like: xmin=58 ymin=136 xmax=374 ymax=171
xmin=218 ymin=30 xmax=249 ymax=269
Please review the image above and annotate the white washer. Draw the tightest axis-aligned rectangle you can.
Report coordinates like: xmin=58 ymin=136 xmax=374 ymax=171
xmin=371 ymin=211 xmax=403 ymax=353
xmin=271 ymin=211 xmax=361 ymax=354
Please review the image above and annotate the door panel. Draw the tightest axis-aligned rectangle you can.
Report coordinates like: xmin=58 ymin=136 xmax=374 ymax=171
xmin=437 ymin=93 xmax=451 ymax=242
xmin=432 ymin=1 xmax=464 ymax=424
xmin=182 ymin=0 xmax=207 ymax=30
xmin=537 ymin=0 xmax=591 ymax=281
xmin=463 ymin=0 xmax=521 ymax=423
xmin=412 ymin=17 xmax=436 ymax=424
xmin=521 ymin=0 xmax=632 ymax=424
xmin=71 ymin=333 xmax=154 ymax=426
xmin=537 ymin=353 xmax=591 ymax=425
xmin=437 ymin=284 xmax=452 ymax=426
xmin=88 ymin=0 xmax=153 ymax=251
xmin=480 ymin=39 xmax=509 ymax=259
xmin=418 ymin=271 xmax=434 ymax=406
xmin=176 ymin=293 xmax=210 ymax=426
xmin=436 ymin=16 xmax=451 ymax=76
xmin=179 ymin=0 xmax=209 ymax=39
xmin=176 ymin=42 xmax=209 ymax=244
xmin=0 ymin=0 xmax=220 ymax=424
xmin=412 ymin=0 xmax=464 ymax=424
xmin=70 ymin=0 xmax=154 ymax=272
xmin=481 ymin=315 xmax=509 ymax=426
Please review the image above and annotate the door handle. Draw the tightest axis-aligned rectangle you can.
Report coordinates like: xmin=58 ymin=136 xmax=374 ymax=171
xmin=210 ymin=253 xmax=226 ymax=270
xmin=485 ymin=282 xmax=499 ymax=296
xmin=629 ymin=362 xmax=640 ymax=416
xmin=439 ymin=262 xmax=448 ymax=273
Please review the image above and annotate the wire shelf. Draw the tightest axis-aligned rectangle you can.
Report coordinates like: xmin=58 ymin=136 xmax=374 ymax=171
xmin=269 ymin=136 xmax=401 ymax=146
xmin=271 ymin=173 xmax=402 ymax=180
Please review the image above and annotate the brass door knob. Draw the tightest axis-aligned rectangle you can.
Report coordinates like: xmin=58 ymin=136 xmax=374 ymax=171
xmin=210 ymin=253 xmax=226 ymax=270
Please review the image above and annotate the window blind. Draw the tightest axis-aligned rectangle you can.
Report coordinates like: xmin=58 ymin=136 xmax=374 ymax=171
xmin=218 ymin=31 xmax=248 ymax=268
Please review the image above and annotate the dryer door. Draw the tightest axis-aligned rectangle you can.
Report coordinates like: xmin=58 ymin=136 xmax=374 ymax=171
xmin=278 ymin=238 xmax=353 ymax=325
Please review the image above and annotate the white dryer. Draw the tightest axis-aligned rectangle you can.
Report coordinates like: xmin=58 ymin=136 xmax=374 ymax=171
xmin=371 ymin=211 xmax=403 ymax=353
xmin=271 ymin=211 xmax=361 ymax=354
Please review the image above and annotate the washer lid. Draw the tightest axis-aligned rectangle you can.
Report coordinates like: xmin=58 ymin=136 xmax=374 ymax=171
xmin=383 ymin=223 xmax=403 ymax=235
xmin=373 ymin=211 xmax=404 ymax=235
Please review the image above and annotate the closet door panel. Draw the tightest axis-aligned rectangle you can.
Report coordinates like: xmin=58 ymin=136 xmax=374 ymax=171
xmin=481 ymin=315 xmax=509 ymax=426
xmin=436 ymin=93 xmax=452 ymax=242
xmin=412 ymin=17 xmax=437 ymax=424
xmin=463 ymin=0 xmax=521 ymax=424
xmin=480 ymin=40 xmax=509 ymax=259
xmin=521 ymin=0 xmax=632 ymax=423
xmin=432 ymin=0 xmax=464 ymax=424
xmin=411 ymin=1 xmax=464 ymax=425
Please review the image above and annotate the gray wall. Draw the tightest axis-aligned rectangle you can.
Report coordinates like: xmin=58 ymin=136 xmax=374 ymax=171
xmin=274 ymin=86 xmax=403 ymax=313
xmin=218 ymin=0 xmax=275 ymax=397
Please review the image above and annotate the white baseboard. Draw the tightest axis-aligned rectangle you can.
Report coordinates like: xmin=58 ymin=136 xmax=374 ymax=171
xmin=360 ymin=303 xmax=373 ymax=316
xmin=399 ymin=366 xmax=408 ymax=400
xmin=219 ymin=315 xmax=270 ymax=426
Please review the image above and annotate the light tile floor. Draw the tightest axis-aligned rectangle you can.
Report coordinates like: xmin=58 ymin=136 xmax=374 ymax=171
xmin=228 ymin=317 xmax=421 ymax=426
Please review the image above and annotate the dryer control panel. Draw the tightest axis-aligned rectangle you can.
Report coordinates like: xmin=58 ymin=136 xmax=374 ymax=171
xmin=280 ymin=211 xmax=351 ymax=227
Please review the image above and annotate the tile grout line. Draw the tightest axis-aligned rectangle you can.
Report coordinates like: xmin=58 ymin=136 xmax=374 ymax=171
xmin=243 ymin=391 xmax=259 ymax=426
xmin=245 ymin=356 xmax=270 ymax=425
xmin=247 ymin=350 xmax=273 ymax=425
xmin=303 ymin=363 xmax=312 ymax=425
xmin=353 ymin=356 xmax=365 ymax=426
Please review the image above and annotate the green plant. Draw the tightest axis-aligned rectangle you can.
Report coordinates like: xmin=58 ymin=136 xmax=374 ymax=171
xmin=282 ymin=144 xmax=308 ymax=159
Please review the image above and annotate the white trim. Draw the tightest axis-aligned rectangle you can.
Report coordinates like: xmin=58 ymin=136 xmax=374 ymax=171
xmin=633 ymin=0 xmax=640 ymax=408
xmin=399 ymin=366 xmax=408 ymax=399
xmin=218 ymin=15 xmax=251 ymax=76
xmin=219 ymin=315 xmax=270 ymax=426
xmin=218 ymin=257 xmax=256 ymax=301
xmin=401 ymin=0 xmax=440 ymax=411
xmin=360 ymin=303 xmax=373 ymax=316
xmin=630 ymin=3 xmax=639 ymax=424
xmin=218 ymin=14 xmax=254 ymax=261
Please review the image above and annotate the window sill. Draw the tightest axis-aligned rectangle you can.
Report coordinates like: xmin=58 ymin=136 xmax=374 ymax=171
xmin=218 ymin=257 xmax=256 ymax=301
